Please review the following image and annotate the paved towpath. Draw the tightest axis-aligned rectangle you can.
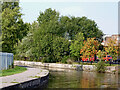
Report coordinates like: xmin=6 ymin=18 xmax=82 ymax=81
xmin=0 ymin=66 xmax=49 ymax=89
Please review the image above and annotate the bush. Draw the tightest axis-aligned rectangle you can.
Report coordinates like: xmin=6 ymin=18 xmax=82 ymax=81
xmin=67 ymin=57 xmax=76 ymax=64
xmin=41 ymin=57 xmax=56 ymax=63
xmin=96 ymin=61 xmax=106 ymax=73
xmin=41 ymin=57 xmax=50 ymax=63
xmin=61 ymin=56 xmax=75 ymax=64
xmin=61 ymin=56 xmax=69 ymax=64
xmin=67 ymin=59 xmax=73 ymax=64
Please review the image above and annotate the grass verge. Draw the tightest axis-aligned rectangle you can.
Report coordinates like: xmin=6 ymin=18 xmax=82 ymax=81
xmin=0 ymin=66 xmax=27 ymax=77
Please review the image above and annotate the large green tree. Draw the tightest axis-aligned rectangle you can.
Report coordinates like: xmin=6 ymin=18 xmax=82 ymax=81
xmin=1 ymin=2 xmax=29 ymax=53
xmin=37 ymin=8 xmax=103 ymax=41
xmin=15 ymin=8 xmax=104 ymax=63
xmin=59 ymin=16 xmax=103 ymax=41
xmin=32 ymin=22 xmax=70 ymax=62
xmin=30 ymin=8 xmax=70 ymax=62
xmin=37 ymin=8 xmax=66 ymax=37
xmin=37 ymin=8 xmax=59 ymax=25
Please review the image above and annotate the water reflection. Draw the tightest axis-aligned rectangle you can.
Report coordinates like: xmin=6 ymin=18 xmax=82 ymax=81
xmin=48 ymin=68 xmax=119 ymax=88
xmin=33 ymin=66 xmax=120 ymax=88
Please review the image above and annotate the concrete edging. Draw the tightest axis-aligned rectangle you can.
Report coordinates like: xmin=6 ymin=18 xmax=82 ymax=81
xmin=14 ymin=61 xmax=120 ymax=73
xmin=2 ymin=74 xmax=49 ymax=89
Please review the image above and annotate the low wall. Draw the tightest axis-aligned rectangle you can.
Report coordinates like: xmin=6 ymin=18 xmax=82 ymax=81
xmin=82 ymin=65 xmax=96 ymax=71
xmin=14 ymin=61 xmax=119 ymax=73
xmin=14 ymin=61 xmax=77 ymax=70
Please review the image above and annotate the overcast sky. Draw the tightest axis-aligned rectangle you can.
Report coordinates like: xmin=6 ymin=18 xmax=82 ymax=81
xmin=19 ymin=0 xmax=119 ymax=35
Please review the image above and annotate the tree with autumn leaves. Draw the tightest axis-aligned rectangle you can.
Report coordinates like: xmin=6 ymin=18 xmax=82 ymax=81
xmin=104 ymin=38 xmax=118 ymax=61
xmin=80 ymin=38 xmax=100 ymax=61
xmin=80 ymin=37 xmax=119 ymax=62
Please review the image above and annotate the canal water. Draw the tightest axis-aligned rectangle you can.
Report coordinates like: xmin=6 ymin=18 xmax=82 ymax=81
xmin=35 ymin=66 xmax=120 ymax=88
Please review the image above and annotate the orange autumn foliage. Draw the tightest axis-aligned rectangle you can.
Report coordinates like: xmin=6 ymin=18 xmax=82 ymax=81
xmin=80 ymin=38 xmax=100 ymax=60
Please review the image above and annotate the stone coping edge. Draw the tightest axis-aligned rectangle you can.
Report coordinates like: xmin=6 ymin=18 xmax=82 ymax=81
xmin=2 ymin=73 xmax=49 ymax=89
xmin=14 ymin=61 xmax=120 ymax=73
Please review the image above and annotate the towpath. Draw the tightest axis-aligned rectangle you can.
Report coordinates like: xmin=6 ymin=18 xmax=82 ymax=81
xmin=0 ymin=66 xmax=49 ymax=89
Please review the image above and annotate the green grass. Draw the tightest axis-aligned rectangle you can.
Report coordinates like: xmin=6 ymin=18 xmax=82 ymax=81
xmin=72 ymin=62 xmax=97 ymax=65
xmin=11 ymin=82 xmax=19 ymax=83
xmin=104 ymin=63 xmax=120 ymax=66
xmin=0 ymin=66 xmax=27 ymax=77
xmin=28 ymin=76 xmax=41 ymax=78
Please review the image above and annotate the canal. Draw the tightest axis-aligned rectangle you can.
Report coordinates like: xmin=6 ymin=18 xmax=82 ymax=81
xmin=35 ymin=67 xmax=120 ymax=88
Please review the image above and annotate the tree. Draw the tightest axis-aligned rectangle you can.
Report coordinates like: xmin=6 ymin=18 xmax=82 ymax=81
xmin=52 ymin=36 xmax=69 ymax=62
xmin=97 ymin=50 xmax=107 ymax=61
xmin=104 ymin=38 xmax=118 ymax=60
xmin=37 ymin=8 xmax=59 ymax=25
xmin=16 ymin=8 xmax=64 ymax=61
xmin=37 ymin=8 xmax=103 ymax=41
xmin=1 ymin=2 xmax=28 ymax=53
xmin=2 ymin=2 xmax=19 ymax=11
xmin=15 ymin=22 xmax=38 ymax=60
xmin=75 ymin=17 xmax=103 ymax=41
xmin=37 ymin=8 xmax=65 ymax=37
xmin=59 ymin=16 xmax=104 ymax=41
xmin=70 ymin=32 xmax=84 ymax=61
xmin=16 ymin=19 xmax=29 ymax=43
xmin=2 ymin=7 xmax=21 ymax=53
xmin=33 ymin=32 xmax=53 ymax=60
xmin=32 ymin=27 xmax=70 ymax=62
xmin=80 ymin=38 xmax=100 ymax=60
xmin=33 ymin=8 xmax=70 ymax=62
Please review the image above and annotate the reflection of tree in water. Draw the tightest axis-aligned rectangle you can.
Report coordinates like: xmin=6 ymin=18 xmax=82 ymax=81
xmin=81 ymin=71 xmax=97 ymax=88
xmin=118 ymin=73 xmax=120 ymax=88
xmin=102 ymin=73 xmax=119 ymax=88
xmin=36 ymin=67 xmax=120 ymax=88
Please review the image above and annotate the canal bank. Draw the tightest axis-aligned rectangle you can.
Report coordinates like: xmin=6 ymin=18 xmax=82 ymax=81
xmin=14 ymin=61 xmax=120 ymax=73
xmin=0 ymin=66 xmax=49 ymax=89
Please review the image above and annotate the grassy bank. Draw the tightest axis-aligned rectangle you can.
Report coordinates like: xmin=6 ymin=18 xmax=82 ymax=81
xmin=0 ymin=66 xmax=27 ymax=77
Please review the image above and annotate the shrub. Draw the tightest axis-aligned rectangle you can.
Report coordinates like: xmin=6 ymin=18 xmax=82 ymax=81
xmin=61 ymin=56 xmax=69 ymax=64
xmin=61 ymin=56 xmax=75 ymax=64
xmin=67 ymin=59 xmax=73 ymax=64
xmin=66 ymin=57 xmax=75 ymax=64
xmin=95 ymin=61 xmax=106 ymax=73
xmin=41 ymin=57 xmax=56 ymax=63
xmin=41 ymin=57 xmax=50 ymax=63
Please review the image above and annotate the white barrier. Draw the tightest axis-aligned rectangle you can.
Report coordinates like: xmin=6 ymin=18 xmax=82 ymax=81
xmin=0 ymin=52 xmax=13 ymax=70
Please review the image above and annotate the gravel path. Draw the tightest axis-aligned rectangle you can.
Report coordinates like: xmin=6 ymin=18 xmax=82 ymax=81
xmin=0 ymin=66 xmax=49 ymax=88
